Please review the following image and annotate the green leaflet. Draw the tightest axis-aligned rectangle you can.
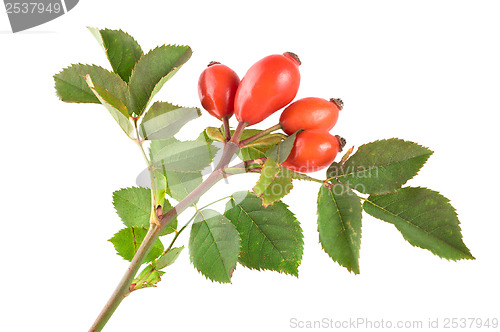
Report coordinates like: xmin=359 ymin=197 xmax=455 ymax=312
xmin=229 ymin=128 xmax=284 ymax=161
xmin=150 ymin=135 xmax=219 ymax=202
xmin=131 ymin=246 xmax=184 ymax=291
xmin=54 ymin=64 xmax=130 ymax=105
xmin=236 ymin=129 xmax=268 ymax=160
xmin=317 ymin=184 xmax=363 ymax=274
xmin=159 ymin=198 xmax=177 ymax=235
xmin=85 ymin=75 xmax=134 ymax=138
xmin=189 ymin=210 xmax=240 ymax=283
xmin=224 ymin=191 xmax=303 ymax=276
xmin=108 ymin=227 xmax=164 ymax=263
xmin=205 ymin=127 xmax=225 ymax=142
xmin=253 ymin=158 xmax=293 ymax=206
xmin=157 ymin=246 xmax=184 ymax=270
xmin=128 ymin=45 xmax=192 ymax=116
xmin=88 ymin=27 xmax=143 ymax=83
xmin=246 ymin=133 xmax=286 ymax=147
xmin=266 ymin=130 xmax=301 ymax=164
xmin=328 ymin=138 xmax=433 ymax=194
xmin=132 ymin=268 xmax=164 ymax=290
xmin=112 ymin=187 xmax=176 ymax=235
xmin=164 ymin=171 xmax=203 ymax=203
xmin=152 ymin=139 xmax=217 ymax=172
xmin=113 ymin=187 xmax=151 ymax=228
xmin=363 ymin=187 xmax=474 ymax=260
xmin=139 ymin=102 xmax=201 ymax=140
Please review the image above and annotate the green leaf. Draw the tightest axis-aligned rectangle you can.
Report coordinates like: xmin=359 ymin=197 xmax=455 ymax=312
xmin=164 ymin=171 xmax=203 ymax=202
xmin=149 ymin=137 xmax=179 ymax=158
xmin=139 ymin=102 xmax=201 ymax=140
xmin=156 ymin=246 xmax=184 ymax=270
xmin=246 ymin=133 xmax=286 ymax=147
xmin=128 ymin=45 xmax=192 ymax=116
xmin=112 ymin=186 xmax=176 ymax=235
xmin=132 ymin=264 xmax=165 ymax=290
xmin=205 ymin=127 xmax=225 ymax=142
xmin=363 ymin=187 xmax=474 ymax=260
xmin=253 ymin=158 xmax=293 ymax=206
xmin=330 ymin=139 xmax=433 ymax=194
xmin=88 ymin=27 xmax=143 ymax=82
xmin=108 ymin=227 xmax=164 ymax=263
xmin=226 ymin=128 xmax=268 ymax=160
xmin=54 ymin=64 xmax=130 ymax=105
xmin=150 ymin=137 xmax=219 ymax=202
xmin=152 ymin=169 xmax=167 ymax=208
xmin=224 ymin=191 xmax=303 ymax=276
xmin=152 ymin=139 xmax=218 ymax=172
xmin=239 ymin=145 xmax=270 ymax=161
xmin=113 ymin=187 xmax=151 ymax=228
xmin=85 ymin=75 xmax=134 ymax=138
xmin=159 ymin=197 xmax=177 ymax=236
xmin=317 ymin=184 xmax=363 ymax=274
xmin=266 ymin=130 xmax=301 ymax=164
xmin=189 ymin=209 xmax=240 ymax=283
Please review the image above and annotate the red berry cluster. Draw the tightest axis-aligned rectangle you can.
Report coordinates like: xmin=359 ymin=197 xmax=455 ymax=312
xmin=198 ymin=52 xmax=344 ymax=173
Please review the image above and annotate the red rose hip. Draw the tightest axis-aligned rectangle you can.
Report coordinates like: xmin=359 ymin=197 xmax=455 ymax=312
xmin=279 ymin=97 xmax=343 ymax=135
xmin=234 ymin=52 xmax=301 ymax=126
xmin=281 ymin=130 xmax=344 ymax=173
xmin=198 ymin=62 xmax=240 ymax=120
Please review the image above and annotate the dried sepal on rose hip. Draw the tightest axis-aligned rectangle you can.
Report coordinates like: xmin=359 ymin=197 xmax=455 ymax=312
xmin=234 ymin=52 xmax=301 ymax=126
xmin=198 ymin=61 xmax=240 ymax=120
xmin=279 ymin=97 xmax=343 ymax=135
xmin=281 ymin=130 xmax=345 ymax=173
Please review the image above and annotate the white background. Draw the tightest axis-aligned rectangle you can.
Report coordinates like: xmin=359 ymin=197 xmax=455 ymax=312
xmin=1 ymin=1 xmax=499 ymax=331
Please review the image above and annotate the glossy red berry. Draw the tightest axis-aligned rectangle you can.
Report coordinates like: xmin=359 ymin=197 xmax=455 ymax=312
xmin=198 ymin=62 xmax=240 ymax=120
xmin=281 ymin=130 xmax=344 ymax=173
xmin=234 ymin=52 xmax=301 ymax=126
xmin=279 ymin=97 xmax=343 ymax=135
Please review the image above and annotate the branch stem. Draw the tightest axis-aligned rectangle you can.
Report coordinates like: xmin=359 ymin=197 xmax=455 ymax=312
xmin=88 ymin=122 xmax=247 ymax=332
xmin=222 ymin=116 xmax=231 ymax=142
xmin=89 ymin=223 xmax=161 ymax=331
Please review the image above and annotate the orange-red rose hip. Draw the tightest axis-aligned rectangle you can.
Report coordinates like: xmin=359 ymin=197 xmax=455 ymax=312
xmin=279 ymin=97 xmax=343 ymax=135
xmin=281 ymin=130 xmax=343 ymax=173
xmin=198 ymin=62 xmax=240 ymax=120
xmin=234 ymin=52 xmax=301 ymax=126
